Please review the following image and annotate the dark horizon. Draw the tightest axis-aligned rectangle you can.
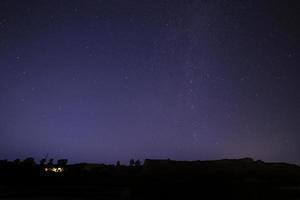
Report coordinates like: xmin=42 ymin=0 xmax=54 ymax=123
xmin=0 ymin=1 xmax=299 ymax=165
xmin=1 ymin=156 xmax=299 ymax=166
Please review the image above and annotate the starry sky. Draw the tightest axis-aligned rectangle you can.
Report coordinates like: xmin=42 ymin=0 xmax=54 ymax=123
xmin=0 ymin=0 xmax=299 ymax=164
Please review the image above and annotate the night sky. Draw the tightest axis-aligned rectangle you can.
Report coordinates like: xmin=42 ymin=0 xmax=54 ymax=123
xmin=0 ymin=0 xmax=299 ymax=164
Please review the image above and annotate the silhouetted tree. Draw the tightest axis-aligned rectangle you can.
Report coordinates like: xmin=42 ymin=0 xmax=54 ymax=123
xmin=14 ymin=159 xmax=21 ymax=165
xmin=130 ymin=159 xmax=135 ymax=166
xmin=57 ymin=159 xmax=68 ymax=166
xmin=135 ymin=159 xmax=141 ymax=167
xmin=116 ymin=160 xmax=121 ymax=167
xmin=48 ymin=158 xmax=54 ymax=166
xmin=40 ymin=158 xmax=46 ymax=166
xmin=23 ymin=157 xmax=35 ymax=166
xmin=0 ymin=160 xmax=8 ymax=166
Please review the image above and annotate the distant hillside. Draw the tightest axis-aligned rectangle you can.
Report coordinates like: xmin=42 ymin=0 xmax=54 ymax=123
xmin=142 ymin=158 xmax=300 ymax=185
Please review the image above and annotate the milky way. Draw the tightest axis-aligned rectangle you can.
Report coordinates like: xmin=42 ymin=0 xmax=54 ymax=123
xmin=0 ymin=0 xmax=299 ymax=164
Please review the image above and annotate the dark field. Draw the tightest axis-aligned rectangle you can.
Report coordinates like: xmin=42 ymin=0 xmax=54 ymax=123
xmin=1 ymin=158 xmax=300 ymax=200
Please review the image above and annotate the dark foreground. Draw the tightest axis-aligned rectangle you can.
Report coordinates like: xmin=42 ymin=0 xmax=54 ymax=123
xmin=1 ymin=158 xmax=300 ymax=200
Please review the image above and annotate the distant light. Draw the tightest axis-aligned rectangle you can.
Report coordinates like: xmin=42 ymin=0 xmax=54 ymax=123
xmin=57 ymin=167 xmax=64 ymax=172
xmin=44 ymin=167 xmax=64 ymax=173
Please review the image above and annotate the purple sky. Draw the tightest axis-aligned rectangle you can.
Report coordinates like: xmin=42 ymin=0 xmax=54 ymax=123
xmin=0 ymin=0 xmax=299 ymax=164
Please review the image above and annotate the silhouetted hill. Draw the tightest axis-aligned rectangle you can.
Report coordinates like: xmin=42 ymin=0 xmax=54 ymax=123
xmin=142 ymin=158 xmax=300 ymax=184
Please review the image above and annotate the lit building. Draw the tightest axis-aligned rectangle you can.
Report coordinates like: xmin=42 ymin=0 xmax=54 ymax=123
xmin=44 ymin=167 xmax=64 ymax=173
